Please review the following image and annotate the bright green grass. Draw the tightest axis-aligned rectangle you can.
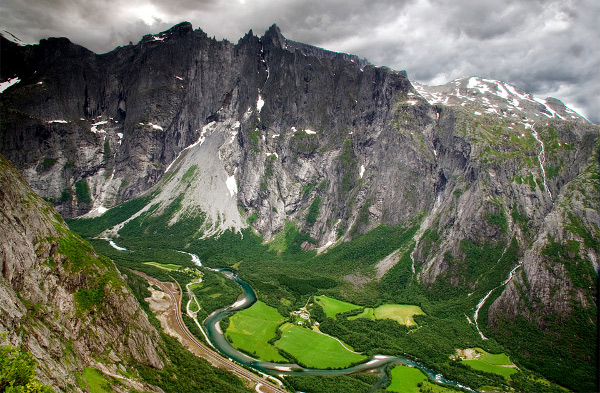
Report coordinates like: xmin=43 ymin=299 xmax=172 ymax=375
xmin=314 ymin=295 xmax=361 ymax=318
xmin=461 ymin=348 xmax=518 ymax=378
xmin=226 ymin=301 xmax=287 ymax=362
xmin=386 ymin=365 xmax=427 ymax=393
xmin=387 ymin=365 xmax=456 ymax=393
xmin=82 ymin=367 xmax=112 ymax=393
xmin=188 ymin=297 xmax=200 ymax=312
xmin=143 ymin=261 xmax=180 ymax=271
xmin=349 ymin=304 xmax=425 ymax=326
xmin=276 ymin=323 xmax=366 ymax=368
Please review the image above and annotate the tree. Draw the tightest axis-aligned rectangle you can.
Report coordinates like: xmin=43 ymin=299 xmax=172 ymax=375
xmin=0 ymin=342 xmax=54 ymax=393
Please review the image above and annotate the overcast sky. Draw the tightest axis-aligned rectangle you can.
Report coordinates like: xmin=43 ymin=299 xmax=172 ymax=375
xmin=1 ymin=0 xmax=598 ymax=123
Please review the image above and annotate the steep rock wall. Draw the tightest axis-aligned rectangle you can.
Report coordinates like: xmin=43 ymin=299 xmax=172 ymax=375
xmin=0 ymin=154 xmax=164 ymax=392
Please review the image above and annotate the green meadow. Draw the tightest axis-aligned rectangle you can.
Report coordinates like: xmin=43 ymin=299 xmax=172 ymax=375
xmin=80 ymin=367 xmax=113 ymax=393
xmin=276 ymin=323 xmax=367 ymax=369
xmin=349 ymin=304 xmax=425 ymax=326
xmin=460 ymin=348 xmax=518 ymax=378
xmin=225 ymin=301 xmax=287 ymax=362
xmin=142 ymin=261 xmax=181 ymax=271
xmin=314 ymin=295 xmax=361 ymax=318
xmin=386 ymin=365 xmax=456 ymax=393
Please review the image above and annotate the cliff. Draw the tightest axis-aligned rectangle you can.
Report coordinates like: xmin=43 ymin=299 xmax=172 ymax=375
xmin=0 ymin=154 xmax=164 ymax=392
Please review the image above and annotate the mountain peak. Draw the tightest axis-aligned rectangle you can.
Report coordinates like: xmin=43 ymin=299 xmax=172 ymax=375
xmin=262 ymin=23 xmax=286 ymax=48
xmin=413 ymin=76 xmax=588 ymax=123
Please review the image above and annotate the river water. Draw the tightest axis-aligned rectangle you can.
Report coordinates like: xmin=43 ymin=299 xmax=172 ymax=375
xmin=203 ymin=268 xmax=477 ymax=392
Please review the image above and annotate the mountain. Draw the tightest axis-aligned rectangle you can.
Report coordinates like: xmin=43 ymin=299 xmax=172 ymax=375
xmin=0 ymin=154 xmax=254 ymax=393
xmin=0 ymin=154 xmax=164 ymax=391
xmin=1 ymin=22 xmax=598 ymax=392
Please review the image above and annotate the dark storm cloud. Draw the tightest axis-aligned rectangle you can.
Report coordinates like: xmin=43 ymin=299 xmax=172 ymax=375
xmin=1 ymin=0 xmax=598 ymax=122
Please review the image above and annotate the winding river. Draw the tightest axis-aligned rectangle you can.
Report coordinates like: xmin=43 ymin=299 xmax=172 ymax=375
xmin=203 ymin=268 xmax=478 ymax=393
xmin=100 ymin=237 xmax=478 ymax=392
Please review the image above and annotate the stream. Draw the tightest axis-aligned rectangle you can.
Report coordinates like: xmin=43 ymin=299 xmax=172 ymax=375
xmin=473 ymin=262 xmax=523 ymax=340
xmin=530 ymin=124 xmax=553 ymax=200
xmin=202 ymin=268 xmax=478 ymax=393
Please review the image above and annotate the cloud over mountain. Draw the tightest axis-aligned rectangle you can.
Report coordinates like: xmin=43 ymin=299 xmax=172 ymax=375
xmin=1 ymin=0 xmax=598 ymax=122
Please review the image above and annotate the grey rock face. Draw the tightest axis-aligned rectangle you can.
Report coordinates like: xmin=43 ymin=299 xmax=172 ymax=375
xmin=0 ymin=155 xmax=164 ymax=392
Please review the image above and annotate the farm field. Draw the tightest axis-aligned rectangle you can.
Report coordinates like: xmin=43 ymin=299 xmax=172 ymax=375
xmin=276 ymin=323 xmax=367 ymax=368
xmin=349 ymin=304 xmax=425 ymax=326
xmin=142 ymin=261 xmax=180 ymax=271
xmin=386 ymin=365 xmax=456 ymax=393
xmin=225 ymin=301 xmax=287 ymax=362
xmin=314 ymin=295 xmax=361 ymax=318
xmin=459 ymin=348 xmax=518 ymax=378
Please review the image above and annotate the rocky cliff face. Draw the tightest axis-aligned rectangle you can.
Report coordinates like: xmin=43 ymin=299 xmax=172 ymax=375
xmin=1 ymin=22 xmax=598 ymax=387
xmin=0 ymin=154 xmax=165 ymax=392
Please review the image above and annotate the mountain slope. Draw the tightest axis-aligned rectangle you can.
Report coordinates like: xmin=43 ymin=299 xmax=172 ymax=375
xmin=0 ymin=154 xmax=254 ymax=393
xmin=0 ymin=154 xmax=165 ymax=391
xmin=413 ymin=76 xmax=588 ymax=123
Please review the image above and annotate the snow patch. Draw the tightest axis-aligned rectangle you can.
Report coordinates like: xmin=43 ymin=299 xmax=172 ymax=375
xmin=495 ymin=82 xmax=509 ymax=99
xmin=91 ymin=120 xmax=108 ymax=133
xmin=0 ymin=77 xmax=20 ymax=93
xmin=48 ymin=120 xmax=68 ymax=124
xmin=359 ymin=165 xmax=365 ymax=178
xmin=504 ymin=84 xmax=530 ymax=101
xmin=175 ymin=76 xmax=184 ymax=80
xmin=467 ymin=77 xmax=480 ymax=89
xmin=266 ymin=152 xmax=278 ymax=159
xmin=304 ymin=129 xmax=317 ymax=135
xmin=256 ymin=94 xmax=265 ymax=112
xmin=533 ymin=97 xmax=564 ymax=120
xmin=226 ymin=173 xmax=238 ymax=197
xmin=272 ymin=134 xmax=280 ymax=138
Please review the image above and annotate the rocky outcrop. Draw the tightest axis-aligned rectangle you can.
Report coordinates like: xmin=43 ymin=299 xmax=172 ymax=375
xmin=0 ymin=154 xmax=164 ymax=392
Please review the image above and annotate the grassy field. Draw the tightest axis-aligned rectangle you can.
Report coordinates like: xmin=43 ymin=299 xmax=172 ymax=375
xmin=81 ymin=367 xmax=112 ymax=393
xmin=276 ymin=323 xmax=366 ymax=368
xmin=387 ymin=365 xmax=456 ymax=393
xmin=226 ymin=301 xmax=287 ymax=362
xmin=349 ymin=304 xmax=425 ymax=326
xmin=188 ymin=297 xmax=200 ymax=312
xmin=460 ymin=348 xmax=518 ymax=378
xmin=314 ymin=295 xmax=361 ymax=318
xmin=142 ymin=261 xmax=181 ymax=271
